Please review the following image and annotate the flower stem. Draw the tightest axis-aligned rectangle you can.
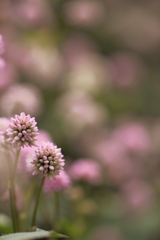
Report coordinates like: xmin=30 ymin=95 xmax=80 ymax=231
xmin=31 ymin=176 xmax=46 ymax=230
xmin=9 ymin=183 xmax=16 ymax=232
xmin=11 ymin=149 xmax=21 ymax=184
xmin=9 ymin=149 xmax=21 ymax=232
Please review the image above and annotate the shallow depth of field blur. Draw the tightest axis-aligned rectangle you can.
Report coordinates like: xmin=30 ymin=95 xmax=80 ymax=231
xmin=1 ymin=0 xmax=160 ymax=239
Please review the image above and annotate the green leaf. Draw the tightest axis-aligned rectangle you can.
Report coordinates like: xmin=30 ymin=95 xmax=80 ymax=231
xmin=50 ymin=230 xmax=69 ymax=238
xmin=0 ymin=214 xmax=12 ymax=234
xmin=0 ymin=228 xmax=69 ymax=240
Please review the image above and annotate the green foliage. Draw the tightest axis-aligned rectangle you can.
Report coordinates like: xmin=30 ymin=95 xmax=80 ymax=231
xmin=0 ymin=228 xmax=68 ymax=240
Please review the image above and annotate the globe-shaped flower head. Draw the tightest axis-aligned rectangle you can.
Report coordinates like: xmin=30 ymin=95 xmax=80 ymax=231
xmin=6 ymin=112 xmax=38 ymax=149
xmin=32 ymin=142 xmax=65 ymax=178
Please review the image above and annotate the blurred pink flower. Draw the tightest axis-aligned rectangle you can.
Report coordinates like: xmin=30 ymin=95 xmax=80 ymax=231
xmin=1 ymin=185 xmax=24 ymax=211
xmin=0 ymin=83 xmax=43 ymax=117
xmin=106 ymin=157 xmax=137 ymax=184
xmin=0 ymin=63 xmax=16 ymax=91
xmin=62 ymin=35 xmax=97 ymax=69
xmin=0 ymin=117 xmax=10 ymax=135
xmin=121 ymin=179 xmax=155 ymax=213
xmin=64 ymin=53 xmax=108 ymax=94
xmin=69 ymin=159 xmax=101 ymax=185
xmin=0 ymin=35 xmax=5 ymax=55
xmin=43 ymin=170 xmax=71 ymax=193
xmin=0 ymin=35 xmax=6 ymax=71
xmin=36 ymin=130 xmax=52 ymax=144
xmin=94 ymin=138 xmax=127 ymax=163
xmin=0 ymin=118 xmax=11 ymax=195
xmin=112 ymin=122 xmax=151 ymax=153
xmin=93 ymin=138 xmax=139 ymax=184
xmin=0 ymin=57 xmax=6 ymax=70
xmin=56 ymin=90 xmax=107 ymax=135
xmin=19 ymin=46 xmax=64 ymax=88
xmin=12 ymin=0 xmax=53 ymax=28
xmin=108 ymin=52 xmax=146 ymax=88
xmin=64 ymin=1 xmax=104 ymax=27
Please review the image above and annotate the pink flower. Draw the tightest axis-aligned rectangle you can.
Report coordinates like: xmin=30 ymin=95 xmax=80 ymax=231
xmin=64 ymin=1 xmax=104 ymax=27
xmin=19 ymin=130 xmax=52 ymax=173
xmin=32 ymin=142 xmax=65 ymax=178
xmin=112 ymin=122 xmax=151 ymax=153
xmin=94 ymin=139 xmax=127 ymax=164
xmin=1 ymin=185 xmax=24 ymax=211
xmin=0 ymin=57 xmax=6 ymax=70
xmin=0 ymin=117 xmax=10 ymax=135
xmin=62 ymin=35 xmax=96 ymax=69
xmin=0 ymin=64 xmax=16 ymax=91
xmin=12 ymin=0 xmax=53 ymax=28
xmin=93 ymin=139 xmax=138 ymax=184
xmin=43 ymin=170 xmax=71 ymax=192
xmin=121 ymin=179 xmax=155 ymax=213
xmin=108 ymin=52 xmax=146 ymax=88
xmin=0 ymin=83 xmax=43 ymax=117
xmin=6 ymin=112 xmax=38 ymax=149
xmin=56 ymin=90 xmax=106 ymax=135
xmin=69 ymin=159 xmax=101 ymax=185
xmin=18 ymin=46 xmax=64 ymax=88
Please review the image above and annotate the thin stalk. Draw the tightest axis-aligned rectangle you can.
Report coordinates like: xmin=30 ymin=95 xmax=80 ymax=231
xmin=9 ymin=182 xmax=16 ymax=232
xmin=6 ymin=146 xmax=16 ymax=232
xmin=24 ymin=179 xmax=38 ymax=231
xmin=9 ymin=149 xmax=21 ymax=232
xmin=11 ymin=149 xmax=21 ymax=184
xmin=31 ymin=176 xmax=46 ymax=230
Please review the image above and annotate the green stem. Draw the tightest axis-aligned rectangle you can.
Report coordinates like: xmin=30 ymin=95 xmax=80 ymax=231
xmin=9 ymin=183 xmax=16 ymax=232
xmin=9 ymin=149 xmax=21 ymax=232
xmin=24 ymin=179 xmax=38 ymax=231
xmin=11 ymin=149 xmax=21 ymax=184
xmin=31 ymin=176 xmax=46 ymax=230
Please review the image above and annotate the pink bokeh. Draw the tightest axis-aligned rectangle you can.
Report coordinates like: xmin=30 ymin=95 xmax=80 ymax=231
xmin=69 ymin=158 xmax=101 ymax=185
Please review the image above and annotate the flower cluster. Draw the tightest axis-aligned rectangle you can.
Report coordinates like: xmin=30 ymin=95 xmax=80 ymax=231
xmin=6 ymin=112 xmax=38 ymax=149
xmin=19 ymin=130 xmax=52 ymax=173
xmin=32 ymin=142 xmax=65 ymax=178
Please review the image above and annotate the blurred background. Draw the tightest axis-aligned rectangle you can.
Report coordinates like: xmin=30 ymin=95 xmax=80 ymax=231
xmin=1 ymin=0 xmax=160 ymax=239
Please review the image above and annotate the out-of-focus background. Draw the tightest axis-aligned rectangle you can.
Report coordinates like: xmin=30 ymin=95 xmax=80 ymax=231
xmin=1 ymin=0 xmax=160 ymax=239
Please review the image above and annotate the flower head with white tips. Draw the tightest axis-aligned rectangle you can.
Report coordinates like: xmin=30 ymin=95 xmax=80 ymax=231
xmin=31 ymin=142 xmax=65 ymax=178
xmin=6 ymin=112 xmax=38 ymax=149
